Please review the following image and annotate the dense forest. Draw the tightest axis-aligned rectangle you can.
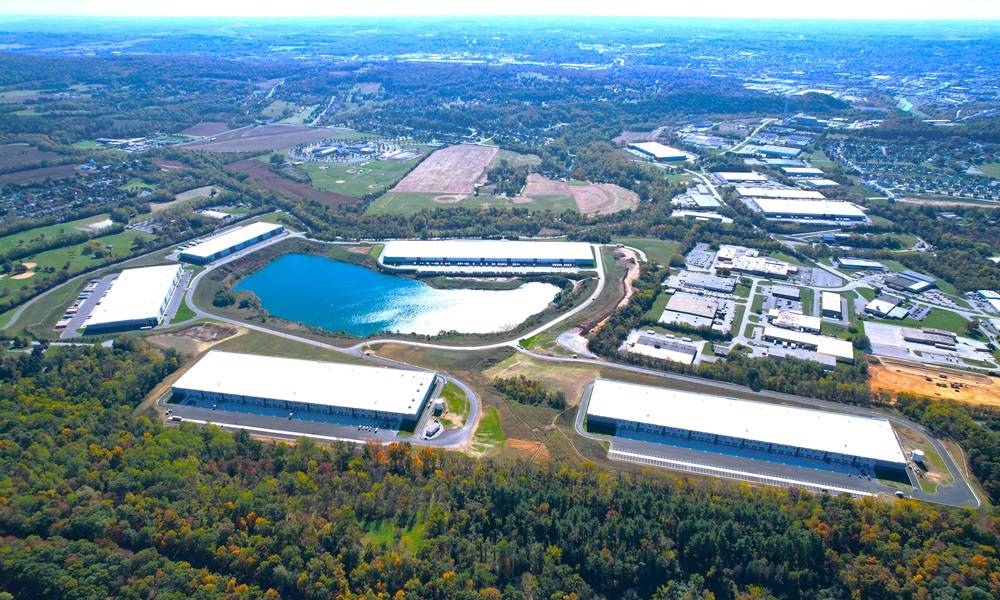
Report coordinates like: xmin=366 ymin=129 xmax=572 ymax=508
xmin=1 ymin=343 xmax=999 ymax=599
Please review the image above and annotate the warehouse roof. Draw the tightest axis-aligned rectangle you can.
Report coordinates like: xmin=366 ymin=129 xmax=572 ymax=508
xmin=762 ymin=325 xmax=855 ymax=360
xmin=837 ymin=257 xmax=885 ymax=269
xmin=753 ymin=199 xmax=866 ymax=219
xmin=767 ymin=310 xmax=821 ymax=332
xmin=172 ymin=351 xmax=436 ymax=417
xmin=84 ymin=265 xmax=181 ymax=329
xmin=587 ymin=379 xmax=906 ymax=464
xmin=665 ymin=292 xmax=719 ymax=319
xmin=737 ymin=186 xmax=826 ymax=199
xmin=821 ymin=291 xmax=841 ymax=312
xmin=381 ymin=240 xmax=594 ymax=262
xmin=782 ymin=166 xmax=824 ymax=175
xmin=713 ymin=171 xmax=769 ymax=183
xmin=628 ymin=141 xmax=687 ymax=160
xmin=182 ymin=222 xmax=283 ymax=260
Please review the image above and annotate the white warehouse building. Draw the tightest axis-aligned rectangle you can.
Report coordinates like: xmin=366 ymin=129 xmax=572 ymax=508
xmin=84 ymin=264 xmax=183 ymax=333
xmin=380 ymin=239 xmax=595 ymax=272
xmin=171 ymin=351 xmax=437 ymax=429
xmin=179 ymin=222 xmax=284 ymax=264
xmin=585 ymin=379 xmax=907 ymax=475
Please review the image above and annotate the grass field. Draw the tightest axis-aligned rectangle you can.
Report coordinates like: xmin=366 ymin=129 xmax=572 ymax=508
xmin=0 ymin=229 xmax=152 ymax=292
xmin=170 ymin=298 xmax=196 ymax=324
xmin=213 ymin=330 xmax=368 ymax=364
xmin=367 ymin=192 xmax=569 ymax=215
xmin=978 ymin=162 xmax=1000 ymax=178
xmin=472 ymin=407 xmax=506 ymax=453
xmin=644 ymin=291 xmax=670 ymax=321
xmin=489 ymin=148 xmax=542 ymax=169
xmin=298 ymin=155 xmax=426 ymax=198
xmin=868 ymin=307 xmax=968 ymax=334
xmin=0 ymin=214 xmax=112 ymax=255
xmin=611 ymin=237 xmax=681 ymax=265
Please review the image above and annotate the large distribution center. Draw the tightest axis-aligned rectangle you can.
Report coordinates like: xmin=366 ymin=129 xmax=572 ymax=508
xmin=179 ymin=222 xmax=284 ymax=264
xmin=736 ymin=186 xmax=826 ymax=200
xmin=627 ymin=141 xmax=688 ymax=162
xmin=749 ymin=199 xmax=867 ymax=222
xmin=586 ymin=379 xmax=907 ymax=474
xmin=84 ymin=264 xmax=183 ymax=333
xmin=380 ymin=240 xmax=595 ymax=270
xmin=171 ymin=351 xmax=437 ymax=429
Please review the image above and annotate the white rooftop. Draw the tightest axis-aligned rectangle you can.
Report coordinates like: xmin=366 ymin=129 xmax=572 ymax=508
xmin=381 ymin=239 xmax=594 ymax=262
xmin=767 ymin=309 xmax=822 ymax=332
xmin=753 ymin=199 xmax=866 ymax=219
xmin=182 ymin=222 xmax=282 ymax=260
xmin=782 ymin=166 xmax=824 ymax=175
xmin=84 ymin=265 xmax=181 ymax=329
xmin=713 ymin=171 xmax=769 ymax=183
xmin=821 ymin=291 xmax=841 ymax=313
xmin=587 ymin=379 xmax=905 ymax=465
xmin=628 ymin=141 xmax=687 ymax=160
xmin=763 ymin=325 xmax=855 ymax=360
xmin=172 ymin=351 xmax=436 ymax=417
xmin=737 ymin=186 xmax=826 ymax=199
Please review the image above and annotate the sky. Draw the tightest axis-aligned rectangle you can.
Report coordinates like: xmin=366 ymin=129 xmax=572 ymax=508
xmin=3 ymin=0 xmax=1000 ymax=21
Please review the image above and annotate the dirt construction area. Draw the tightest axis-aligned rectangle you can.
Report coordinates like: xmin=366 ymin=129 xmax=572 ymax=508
xmin=520 ymin=174 xmax=639 ymax=215
xmin=391 ymin=144 xmax=498 ymax=194
xmin=869 ymin=357 xmax=1000 ymax=409
xmin=184 ymin=124 xmax=349 ymax=152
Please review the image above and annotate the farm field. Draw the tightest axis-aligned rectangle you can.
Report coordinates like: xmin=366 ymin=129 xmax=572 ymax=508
xmin=148 ymin=185 xmax=222 ymax=213
xmin=0 ymin=229 xmax=152 ymax=292
xmin=870 ymin=358 xmax=1000 ymax=408
xmin=297 ymin=154 xmax=426 ymax=198
xmin=366 ymin=191 xmax=575 ymax=215
xmin=519 ymin=174 xmax=638 ymax=215
xmin=0 ymin=214 xmax=114 ymax=255
xmin=489 ymin=148 xmax=542 ymax=169
xmin=178 ymin=121 xmax=231 ymax=137
xmin=0 ymin=164 xmax=80 ymax=185
xmin=183 ymin=124 xmax=348 ymax=152
xmin=391 ymin=144 xmax=497 ymax=194
xmin=0 ymin=143 xmax=61 ymax=170
xmin=225 ymin=158 xmax=357 ymax=208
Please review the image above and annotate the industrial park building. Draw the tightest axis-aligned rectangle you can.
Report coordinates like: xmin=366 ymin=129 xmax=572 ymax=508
xmin=821 ymin=292 xmax=842 ymax=319
xmin=749 ymin=199 xmax=867 ymax=222
xmin=380 ymin=240 xmax=595 ymax=270
xmin=586 ymin=379 xmax=907 ymax=475
xmin=762 ymin=325 xmax=855 ymax=363
xmin=84 ymin=264 xmax=183 ymax=333
xmin=736 ymin=186 xmax=826 ymax=200
xmin=627 ymin=141 xmax=688 ymax=162
xmin=171 ymin=351 xmax=437 ymax=429
xmin=178 ymin=222 xmax=284 ymax=264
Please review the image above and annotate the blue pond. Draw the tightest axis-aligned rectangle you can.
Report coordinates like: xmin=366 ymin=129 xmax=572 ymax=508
xmin=234 ymin=253 xmax=559 ymax=336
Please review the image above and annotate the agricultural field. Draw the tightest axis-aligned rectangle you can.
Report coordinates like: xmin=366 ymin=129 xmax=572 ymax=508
xmin=225 ymin=158 xmax=356 ymax=208
xmin=489 ymin=148 xmax=542 ymax=169
xmin=0 ymin=164 xmax=81 ymax=185
xmin=870 ymin=358 xmax=1000 ymax=409
xmin=519 ymin=174 xmax=638 ymax=215
xmin=366 ymin=191 xmax=575 ymax=215
xmin=391 ymin=144 xmax=498 ymax=194
xmin=178 ymin=122 xmax=231 ymax=137
xmin=0 ymin=143 xmax=62 ymax=170
xmin=183 ymin=124 xmax=347 ymax=152
xmin=296 ymin=154 xmax=426 ymax=198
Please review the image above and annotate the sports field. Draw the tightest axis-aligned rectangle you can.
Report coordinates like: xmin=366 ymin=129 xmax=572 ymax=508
xmin=391 ymin=144 xmax=497 ymax=194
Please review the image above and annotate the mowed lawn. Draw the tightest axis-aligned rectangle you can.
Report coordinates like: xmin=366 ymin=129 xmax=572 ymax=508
xmin=300 ymin=157 xmax=424 ymax=198
xmin=611 ymin=237 xmax=681 ymax=265
xmin=0 ymin=214 xmax=113 ymax=255
xmin=0 ymin=229 xmax=152 ymax=292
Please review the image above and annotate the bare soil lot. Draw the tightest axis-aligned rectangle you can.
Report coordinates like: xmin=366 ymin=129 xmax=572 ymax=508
xmin=392 ymin=144 xmax=498 ymax=194
xmin=226 ymin=158 xmax=357 ymax=208
xmin=869 ymin=358 xmax=1000 ymax=409
xmin=0 ymin=164 xmax=80 ymax=185
xmin=153 ymin=158 xmax=186 ymax=170
xmin=184 ymin=125 xmax=347 ymax=153
xmin=179 ymin=121 xmax=231 ymax=137
xmin=0 ymin=143 xmax=62 ymax=170
xmin=520 ymin=174 xmax=638 ymax=215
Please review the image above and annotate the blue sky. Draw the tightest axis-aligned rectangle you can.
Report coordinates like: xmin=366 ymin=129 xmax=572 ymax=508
xmin=3 ymin=1 xmax=1000 ymax=20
